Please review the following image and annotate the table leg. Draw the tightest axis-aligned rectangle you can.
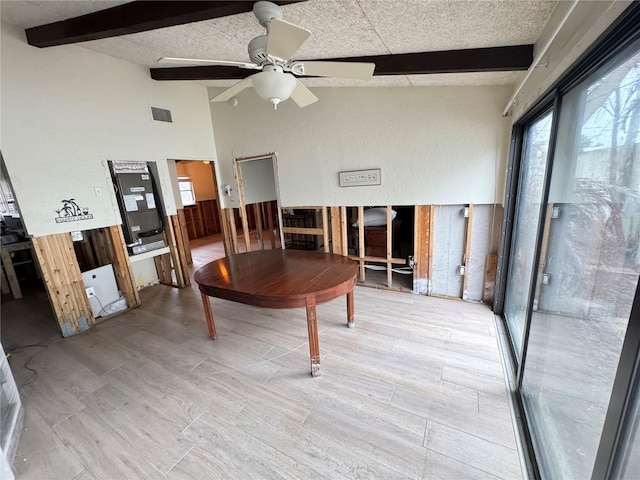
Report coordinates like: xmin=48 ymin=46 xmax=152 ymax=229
xmin=200 ymin=292 xmax=217 ymax=340
xmin=346 ymin=288 xmax=355 ymax=328
xmin=305 ymin=297 xmax=321 ymax=377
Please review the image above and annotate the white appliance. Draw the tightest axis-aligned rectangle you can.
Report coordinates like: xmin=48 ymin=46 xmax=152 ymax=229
xmin=81 ymin=264 xmax=120 ymax=317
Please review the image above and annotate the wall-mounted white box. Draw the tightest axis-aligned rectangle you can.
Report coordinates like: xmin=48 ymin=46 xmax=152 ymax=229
xmin=338 ymin=168 xmax=381 ymax=187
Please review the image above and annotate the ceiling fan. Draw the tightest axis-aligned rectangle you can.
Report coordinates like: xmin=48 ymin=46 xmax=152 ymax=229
xmin=157 ymin=1 xmax=375 ymax=109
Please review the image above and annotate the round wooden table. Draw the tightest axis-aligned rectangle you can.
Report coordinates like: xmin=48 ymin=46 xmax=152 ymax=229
xmin=194 ymin=249 xmax=358 ymax=377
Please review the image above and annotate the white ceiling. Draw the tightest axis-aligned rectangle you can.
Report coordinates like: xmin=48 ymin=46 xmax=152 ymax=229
xmin=1 ymin=0 xmax=558 ymax=87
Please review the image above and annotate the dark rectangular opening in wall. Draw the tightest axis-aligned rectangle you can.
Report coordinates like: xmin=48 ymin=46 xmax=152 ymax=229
xmin=346 ymin=205 xmax=415 ymax=291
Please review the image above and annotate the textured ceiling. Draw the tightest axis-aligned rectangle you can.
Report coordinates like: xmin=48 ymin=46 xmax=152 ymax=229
xmin=1 ymin=0 xmax=557 ymax=87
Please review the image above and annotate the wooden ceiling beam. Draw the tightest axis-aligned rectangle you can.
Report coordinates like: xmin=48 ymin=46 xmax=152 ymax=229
xmin=150 ymin=44 xmax=534 ymax=81
xmin=26 ymin=0 xmax=307 ymax=48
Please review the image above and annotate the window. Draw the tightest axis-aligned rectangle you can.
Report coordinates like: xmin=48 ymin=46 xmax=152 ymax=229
xmin=499 ymin=5 xmax=640 ymax=478
xmin=503 ymin=110 xmax=554 ymax=357
xmin=178 ymin=177 xmax=196 ymax=206
xmin=522 ymin=48 xmax=640 ymax=479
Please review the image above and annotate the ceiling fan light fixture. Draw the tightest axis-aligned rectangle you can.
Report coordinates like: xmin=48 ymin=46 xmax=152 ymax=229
xmin=251 ymin=70 xmax=297 ymax=109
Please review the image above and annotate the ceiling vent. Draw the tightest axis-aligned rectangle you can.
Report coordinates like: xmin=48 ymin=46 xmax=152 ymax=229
xmin=150 ymin=106 xmax=172 ymax=123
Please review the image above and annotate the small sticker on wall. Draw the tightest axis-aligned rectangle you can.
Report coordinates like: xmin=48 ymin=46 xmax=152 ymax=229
xmin=54 ymin=198 xmax=93 ymax=223
xmin=130 ymin=186 xmax=146 ymax=193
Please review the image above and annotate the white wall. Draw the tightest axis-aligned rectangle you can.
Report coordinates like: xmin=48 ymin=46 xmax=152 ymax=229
xmin=209 ymin=85 xmax=512 ymax=209
xmin=0 ymin=22 xmax=218 ymax=237
xmin=175 ymin=161 xmax=218 ymax=201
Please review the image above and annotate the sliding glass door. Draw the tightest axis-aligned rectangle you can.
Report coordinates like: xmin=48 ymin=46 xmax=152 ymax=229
xmin=521 ymin=47 xmax=640 ymax=479
xmin=503 ymin=111 xmax=554 ymax=357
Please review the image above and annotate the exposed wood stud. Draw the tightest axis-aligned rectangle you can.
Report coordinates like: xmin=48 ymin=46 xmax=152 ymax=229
xmin=165 ymin=216 xmax=187 ymax=288
xmin=281 ymin=226 xmax=325 ymax=236
xmin=254 ymin=203 xmax=264 ymax=250
xmin=228 ymin=209 xmax=239 ymax=254
xmin=0 ymin=248 xmax=21 ymax=299
xmin=176 ymin=209 xmax=192 ymax=264
xmin=358 ymin=206 xmax=365 ymax=282
xmin=31 ymin=233 xmax=95 ymax=336
xmin=483 ymin=253 xmax=499 ymax=306
xmin=428 ymin=205 xmax=436 ymax=296
xmin=267 ymin=202 xmax=276 ymax=249
xmin=108 ymin=225 xmax=141 ymax=307
xmin=462 ymin=204 xmax=474 ymax=300
xmin=170 ymin=214 xmax=191 ymax=286
xmin=340 ymin=206 xmax=348 ymax=256
xmin=330 ymin=207 xmax=342 ymax=255
xmin=236 ymin=162 xmax=252 ymax=253
xmin=322 ymin=207 xmax=329 ymax=253
xmin=413 ymin=205 xmax=430 ymax=294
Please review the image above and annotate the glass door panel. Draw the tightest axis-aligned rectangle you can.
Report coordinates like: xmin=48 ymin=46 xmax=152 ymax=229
xmin=522 ymin=50 xmax=640 ymax=479
xmin=504 ymin=111 xmax=554 ymax=357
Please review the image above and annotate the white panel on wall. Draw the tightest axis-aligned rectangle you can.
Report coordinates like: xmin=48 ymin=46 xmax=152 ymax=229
xmin=1 ymin=22 xmax=216 ymax=237
xmin=209 ymin=85 xmax=512 ymax=210
xmin=467 ymin=204 xmax=503 ymax=302
xmin=432 ymin=205 xmax=466 ymax=297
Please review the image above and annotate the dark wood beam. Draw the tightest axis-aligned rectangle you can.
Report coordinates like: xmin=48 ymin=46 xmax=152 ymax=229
xmin=150 ymin=44 xmax=534 ymax=81
xmin=26 ymin=0 xmax=306 ymax=48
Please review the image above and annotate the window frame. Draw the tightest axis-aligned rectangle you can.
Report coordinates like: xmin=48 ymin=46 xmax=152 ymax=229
xmin=496 ymin=3 xmax=640 ymax=479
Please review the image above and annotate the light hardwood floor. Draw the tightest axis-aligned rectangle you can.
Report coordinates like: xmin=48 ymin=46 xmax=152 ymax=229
xmin=5 ymin=240 xmax=521 ymax=480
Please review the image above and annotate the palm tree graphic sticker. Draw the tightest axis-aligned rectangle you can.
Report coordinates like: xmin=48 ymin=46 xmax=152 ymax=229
xmin=54 ymin=198 xmax=93 ymax=223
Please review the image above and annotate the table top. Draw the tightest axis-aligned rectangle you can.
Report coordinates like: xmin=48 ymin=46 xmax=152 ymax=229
xmin=194 ymin=249 xmax=358 ymax=309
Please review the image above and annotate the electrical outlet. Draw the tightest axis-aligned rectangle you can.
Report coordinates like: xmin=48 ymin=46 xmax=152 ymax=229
xmin=85 ymin=287 xmax=96 ymax=297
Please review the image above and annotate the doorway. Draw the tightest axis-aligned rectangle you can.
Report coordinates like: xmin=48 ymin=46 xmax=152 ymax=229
xmin=234 ymin=154 xmax=283 ymax=253
xmin=174 ymin=160 xmax=227 ymax=269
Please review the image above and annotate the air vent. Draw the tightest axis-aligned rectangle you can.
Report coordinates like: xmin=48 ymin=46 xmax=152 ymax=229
xmin=150 ymin=106 xmax=172 ymax=123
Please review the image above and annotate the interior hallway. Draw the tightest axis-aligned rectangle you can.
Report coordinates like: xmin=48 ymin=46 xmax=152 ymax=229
xmin=4 ymin=240 xmax=520 ymax=479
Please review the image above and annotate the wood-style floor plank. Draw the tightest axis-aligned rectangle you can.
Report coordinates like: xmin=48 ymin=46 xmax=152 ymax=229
xmin=13 ymin=409 xmax=84 ymax=480
xmin=52 ymin=409 xmax=165 ymax=479
xmin=80 ymin=383 xmax=194 ymax=474
xmin=6 ymin=237 xmax=521 ymax=480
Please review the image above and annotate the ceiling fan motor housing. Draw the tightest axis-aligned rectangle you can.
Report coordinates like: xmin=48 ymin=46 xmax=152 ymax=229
xmin=253 ymin=1 xmax=283 ymax=28
xmin=248 ymin=35 xmax=269 ymax=65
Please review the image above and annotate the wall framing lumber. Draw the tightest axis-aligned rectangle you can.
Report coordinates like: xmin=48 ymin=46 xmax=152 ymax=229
xmin=330 ymin=207 xmax=342 ymax=255
xmin=340 ymin=206 xmax=348 ymax=256
xmin=428 ymin=205 xmax=435 ymax=295
xmin=176 ymin=209 xmax=192 ymax=264
xmin=107 ymin=225 xmax=141 ymax=307
xmin=219 ymin=208 xmax=235 ymax=255
xmin=254 ymin=204 xmax=264 ymax=249
xmin=32 ymin=233 xmax=95 ymax=336
xmin=322 ymin=207 xmax=329 ymax=253
xmin=462 ymin=204 xmax=474 ymax=300
xmin=413 ymin=205 xmax=431 ymax=294
xmin=164 ymin=215 xmax=190 ymax=288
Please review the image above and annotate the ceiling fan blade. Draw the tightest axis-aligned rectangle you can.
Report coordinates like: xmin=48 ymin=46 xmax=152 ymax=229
xmin=266 ymin=18 xmax=311 ymax=61
xmin=290 ymin=80 xmax=318 ymax=107
xmin=210 ymin=77 xmax=253 ymax=103
xmin=290 ymin=61 xmax=375 ymax=80
xmin=158 ymin=57 xmax=261 ymax=70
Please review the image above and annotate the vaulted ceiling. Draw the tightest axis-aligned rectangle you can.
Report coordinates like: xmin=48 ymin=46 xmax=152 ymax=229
xmin=1 ymin=0 xmax=558 ymax=87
